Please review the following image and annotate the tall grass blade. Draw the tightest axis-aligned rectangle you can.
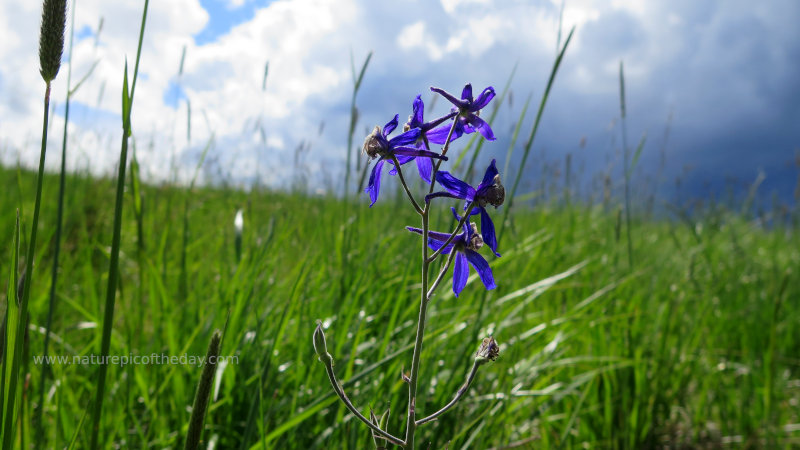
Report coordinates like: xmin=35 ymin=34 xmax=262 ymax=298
xmin=502 ymin=92 xmax=534 ymax=183
xmin=0 ymin=211 xmax=21 ymax=443
xmin=89 ymin=2 xmax=149 ymax=447
xmin=626 ymin=133 xmax=647 ymax=179
xmin=346 ymin=50 xmax=371 ymax=195
xmin=500 ymin=26 xmax=574 ymax=241
xmin=619 ymin=60 xmax=634 ymax=267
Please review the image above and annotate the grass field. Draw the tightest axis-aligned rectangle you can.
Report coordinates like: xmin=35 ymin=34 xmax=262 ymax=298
xmin=1 ymin=161 xmax=799 ymax=448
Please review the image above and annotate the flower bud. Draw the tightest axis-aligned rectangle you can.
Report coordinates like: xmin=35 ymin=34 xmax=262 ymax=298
xmin=313 ymin=321 xmax=333 ymax=365
xmin=475 ymin=336 xmax=499 ymax=365
xmin=485 ymin=175 xmax=505 ymax=207
xmin=362 ymin=126 xmax=384 ymax=159
xmin=466 ymin=223 xmax=483 ymax=251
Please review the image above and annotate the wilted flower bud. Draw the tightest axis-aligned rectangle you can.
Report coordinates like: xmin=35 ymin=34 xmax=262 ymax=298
xmin=466 ymin=223 xmax=483 ymax=251
xmin=475 ymin=336 xmax=499 ymax=365
xmin=313 ymin=321 xmax=333 ymax=365
xmin=39 ymin=0 xmax=67 ymax=83
xmin=481 ymin=175 xmax=505 ymax=208
xmin=362 ymin=126 xmax=385 ymax=159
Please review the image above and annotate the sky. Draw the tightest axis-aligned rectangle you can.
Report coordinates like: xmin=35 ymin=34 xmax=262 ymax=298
xmin=1 ymin=0 xmax=798 ymax=207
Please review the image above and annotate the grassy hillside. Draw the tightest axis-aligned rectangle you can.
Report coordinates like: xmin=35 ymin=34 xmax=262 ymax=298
xmin=1 ymin=163 xmax=798 ymax=448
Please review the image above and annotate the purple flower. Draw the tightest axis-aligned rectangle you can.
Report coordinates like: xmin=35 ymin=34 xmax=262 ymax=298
xmin=363 ymin=114 xmax=447 ymax=207
xmin=407 ymin=208 xmax=496 ymax=297
xmin=426 ymin=159 xmax=505 ymax=256
xmin=398 ymin=95 xmax=458 ymax=183
xmin=430 ymin=83 xmax=496 ymax=141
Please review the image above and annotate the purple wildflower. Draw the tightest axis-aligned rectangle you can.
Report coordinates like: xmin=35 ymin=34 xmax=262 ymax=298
xmin=407 ymin=208 xmax=496 ymax=297
xmin=430 ymin=83 xmax=496 ymax=141
xmin=397 ymin=95 xmax=458 ymax=183
xmin=363 ymin=114 xmax=447 ymax=207
xmin=426 ymin=159 xmax=505 ymax=256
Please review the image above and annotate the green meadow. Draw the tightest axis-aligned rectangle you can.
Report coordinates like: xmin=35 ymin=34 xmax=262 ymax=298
xmin=2 ymin=161 xmax=799 ymax=448
xmin=2 ymin=1 xmax=800 ymax=448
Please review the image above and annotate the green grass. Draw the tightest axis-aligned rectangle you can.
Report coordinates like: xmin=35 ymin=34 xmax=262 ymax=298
xmin=1 ymin=161 xmax=799 ymax=448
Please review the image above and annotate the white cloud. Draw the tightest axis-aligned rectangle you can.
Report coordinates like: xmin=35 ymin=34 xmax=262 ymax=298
xmin=397 ymin=21 xmax=444 ymax=61
xmin=440 ymin=0 xmax=491 ymax=15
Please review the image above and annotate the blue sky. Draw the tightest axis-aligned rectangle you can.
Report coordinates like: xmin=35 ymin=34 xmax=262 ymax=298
xmin=194 ymin=0 xmax=276 ymax=45
xmin=0 ymin=0 xmax=798 ymax=207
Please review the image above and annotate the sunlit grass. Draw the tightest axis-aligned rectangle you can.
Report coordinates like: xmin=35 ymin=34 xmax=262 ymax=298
xmin=1 ymin=161 xmax=799 ymax=448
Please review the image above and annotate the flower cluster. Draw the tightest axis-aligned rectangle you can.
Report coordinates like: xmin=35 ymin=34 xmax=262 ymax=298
xmin=363 ymin=83 xmax=505 ymax=297
xmin=314 ymin=83 xmax=505 ymax=448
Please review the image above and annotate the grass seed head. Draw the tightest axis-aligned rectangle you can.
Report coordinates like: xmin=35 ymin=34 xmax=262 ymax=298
xmin=39 ymin=0 xmax=67 ymax=83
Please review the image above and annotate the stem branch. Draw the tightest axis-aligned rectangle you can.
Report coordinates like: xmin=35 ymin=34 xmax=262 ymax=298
xmin=321 ymin=359 xmax=405 ymax=446
xmin=426 ymin=250 xmax=457 ymax=299
xmin=416 ymin=360 xmax=481 ymax=425
xmin=392 ymin=154 xmax=423 ymax=215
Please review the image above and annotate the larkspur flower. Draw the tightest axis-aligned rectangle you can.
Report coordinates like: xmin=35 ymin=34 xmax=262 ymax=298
xmin=426 ymin=159 xmax=505 ymax=257
xmin=430 ymin=83 xmax=496 ymax=141
xmin=397 ymin=95 xmax=458 ymax=183
xmin=363 ymin=114 xmax=448 ymax=207
xmin=407 ymin=208 xmax=496 ymax=297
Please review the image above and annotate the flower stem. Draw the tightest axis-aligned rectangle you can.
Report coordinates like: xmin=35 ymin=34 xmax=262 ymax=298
xmin=415 ymin=360 xmax=481 ymax=426
xmin=404 ymin=117 xmax=460 ymax=447
xmin=404 ymin=207 xmax=429 ymax=448
xmin=391 ymin=154 xmax=423 ymax=215
xmin=426 ymin=250 xmax=456 ymax=299
xmin=428 ymin=120 xmax=459 ymax=196
xmin=320 ymin=356 xmax=405 ymax=446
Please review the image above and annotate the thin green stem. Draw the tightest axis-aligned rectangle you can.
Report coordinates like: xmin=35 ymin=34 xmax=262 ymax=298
xmin=619 ymin=61 xmax=634 ymax=268
xmin=426 ymin=250 xmax=456 ymax=300
xmin=404 ymin=115 xmax=460 ymax=448
xmin=416 ymin=360 xmax=481 ymax=425
xmin=499 ymin=27 xmax=574 ymax=242
xmin=391 ymin=154 xmax=423 ymax=215
xmin=89 ymin=3 xmax=148 ymax=448
xmin=404 ymin=208 xmax=429 ymax=448
xmin=37 ymin=1 xmax=78 ymax=437
xmin=345 ymin=51 xmax=372 ymax=197
xmin=321 ymin=360 xmax=405 ymax=446
xmin=427 ymin=120 xmax=460 ymax=197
